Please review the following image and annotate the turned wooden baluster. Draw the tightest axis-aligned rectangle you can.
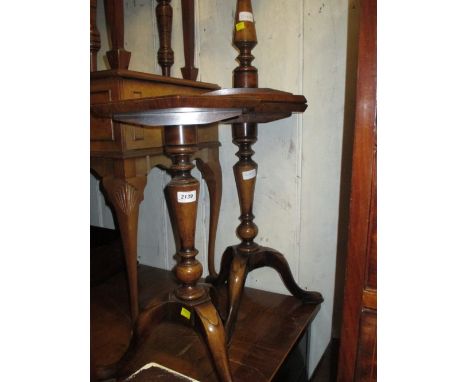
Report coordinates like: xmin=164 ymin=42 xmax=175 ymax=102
xmin=180 ymin=0 xmax=198 ymax=80
xmin=233 ymin=0 xmax=257 ymax=88
xmin=162 ymin=124 xmax=233 ymax=382
xmin=90 ymin=0 xmax=101 ymax=72
xmin=104 ymin=0 xmax=131 ymax=69
xmin=232 ymin=0 xmax=259 ymax=250
xmin=222 ymin=0 xmax=259 ymax=340
xmin=164 ymin=125 xmax=204 ymax=301
xmin=111 ymin=126 xmax=233 ymax=381
xmin=156 ymin=0 xmax=174 ymax=76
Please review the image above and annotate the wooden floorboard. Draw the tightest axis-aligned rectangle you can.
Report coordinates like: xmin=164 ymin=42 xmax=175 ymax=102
xmin=91 ymin=265 xmax=320 ymax=381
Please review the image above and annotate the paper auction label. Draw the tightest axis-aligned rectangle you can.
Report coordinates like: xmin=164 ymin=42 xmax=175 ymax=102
xmin=177 ymin=190 xmax=197 ymax=203
xmin=242 ymin=169 xmax=256 ymax=180
xmin=239 ymin=12 xmax=254 ymax=22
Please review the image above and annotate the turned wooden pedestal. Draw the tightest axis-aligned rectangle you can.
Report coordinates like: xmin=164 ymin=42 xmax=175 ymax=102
xmin=109 ymin=123 xmax=232 ymax=382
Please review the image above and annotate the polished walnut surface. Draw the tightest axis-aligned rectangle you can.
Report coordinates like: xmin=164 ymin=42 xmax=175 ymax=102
xmin=91 ymin=69 xmax=216 ymax=89
xmin=91 ymin=265 xmax=320 ymax=382
xmin=91 ymin=69 xmax=220 ymax=157
xmin=337 ymin=0 xmax=377 ymax=380
xmin=91 ymin=88 xmax=307 ymax=127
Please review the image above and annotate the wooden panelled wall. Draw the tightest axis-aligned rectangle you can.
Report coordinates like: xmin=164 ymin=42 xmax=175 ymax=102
xmin=90 ymin=0 xmax=349 ymax=374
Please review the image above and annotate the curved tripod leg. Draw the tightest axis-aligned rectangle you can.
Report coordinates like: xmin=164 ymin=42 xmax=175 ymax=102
xmin=194 ymin=301 xmax=233 ymax=382
xmin=196 ymin=146 xmax=222 ymax=278
xmin=225 ymin=252 xmax=249 ymax=342
xmin=95 ymin=301 xmax=170 ymax=381
xmin=205 ymin=245 xmax=235 ymax=287
xmin=249 ymin=247 xmax=324 ymax=304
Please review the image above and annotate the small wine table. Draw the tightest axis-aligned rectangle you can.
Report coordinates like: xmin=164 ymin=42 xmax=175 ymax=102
xmin=92 ymin=88 xmax=324 ymax=381
xmin=91 ymin=70 xmax=223 ymax=325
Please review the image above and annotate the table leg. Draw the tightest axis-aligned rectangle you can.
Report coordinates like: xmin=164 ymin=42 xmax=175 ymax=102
xmin=101 ymin=175 xmax=147 ymax=323
xmin=225 ymin=251 xmax=248 ymax=341
xmin=206 ymin=245 xmax=235 ymax=287
xmin=248 ymin=247 xmax=324 ymax=303
xmin=194 ymin=301 xmax=232 ymax=382
xmin=195 ymin=146 xmax=222 ymax=278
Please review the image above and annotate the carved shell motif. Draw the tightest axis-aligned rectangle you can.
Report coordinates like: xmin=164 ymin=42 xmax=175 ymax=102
xmin=111 ymin=180 xmax=142 ymax=216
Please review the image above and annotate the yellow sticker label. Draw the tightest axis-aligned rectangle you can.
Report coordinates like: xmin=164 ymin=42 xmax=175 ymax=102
xmin=235 ymin=22 xmax=246 ymax=31
xmin=180 ymin=307 xmax=191 ymax=320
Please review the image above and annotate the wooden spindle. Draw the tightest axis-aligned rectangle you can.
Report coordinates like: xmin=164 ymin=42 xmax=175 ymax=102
xmin=164 ymin=125 xmax=204 ymax=301
xmin=90 ymin=0 xmax=101 ymax=72
xmin=233 ymin=0 xmax=258 ymax=88
xmin=232 ymin=0 xmax=259 ymax=251
xmin=223 ymin=0 xmax=261 ymax=340
xmin=232 ymin=123 xmax=259 ymax=252
xmin=104 ymin=0 xmax=131 ymax=69
xmin=180 ymin=0 xmax=198 ymax=80
xmin=156 ymin=0 xmax=174 ymax=76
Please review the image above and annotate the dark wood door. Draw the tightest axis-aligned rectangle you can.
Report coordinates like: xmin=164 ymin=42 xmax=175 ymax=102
xmin=336 ymin=0 xmax=377 ymax=380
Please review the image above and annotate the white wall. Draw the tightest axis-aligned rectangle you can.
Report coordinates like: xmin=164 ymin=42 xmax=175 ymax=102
xmin=91 ymin=0 xmax=348 ymax=374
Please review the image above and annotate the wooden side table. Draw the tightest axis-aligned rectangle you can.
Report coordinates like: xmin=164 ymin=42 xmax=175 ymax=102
xmin=209 ymin=0 xmax=323 ymax=341
xmin=92 ymin=88 xmax=324 ymax=382
xmin=91 ymin=70 xmax=223 ymax=324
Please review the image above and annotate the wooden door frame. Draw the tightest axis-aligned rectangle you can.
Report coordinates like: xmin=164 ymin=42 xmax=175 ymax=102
xmin=336 ymin=0 xmax=377 ymax=380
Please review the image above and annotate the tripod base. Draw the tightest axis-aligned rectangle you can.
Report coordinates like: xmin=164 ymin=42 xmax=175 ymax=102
xmin=206 ymin=245 xmax=324 ymax=341
xmin=95 ymin=286 xmax=232 ymax=382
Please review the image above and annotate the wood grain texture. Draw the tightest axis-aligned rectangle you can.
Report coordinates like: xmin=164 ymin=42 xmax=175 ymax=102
xmin=91 ymin=265 xmax=321 ymax=382
xmin=336 ymin=0 xmax=377 ymax=380
xmin=104 ymin=0 xmax=131 ymax=69
xmin=180 ymin=0 xmax=198 ymax=80
xmin=233 ymin=0 xmax=258 ymax=88
xmin=156 ymin=0 xmax=174 ymax=76
xmin=101 ymin=174 xmax=147 ymax=322
xmin=93 ymin=122 xmax=232 ymax=381
xmin=163 ymin=124 xmax=205 ymax=301
xmin=162 ymin=124 xmax=232 ymax=381
xmin=90 ymin=0 xmax=101 ymax=72
xmin=91 ymin=71 xmax=224 ymax=328
xmin=195 ymin=147 xmax=223 ymax=277
xmin=91 ymin=88 xmax=307 ymax=128
xmin=207 ymin=0 xmax=322 ymax=345
xmin=92 ymin=3 xmax=350 ymax=376
xmin=354 ymin=310 xmax=377 ymax=381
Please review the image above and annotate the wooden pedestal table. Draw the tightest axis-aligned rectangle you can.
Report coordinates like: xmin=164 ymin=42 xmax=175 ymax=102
xmin=207 ymin=0 xmax=323 ymax=341
xmin=204 ymin=89 xmax=325 ymax=340
xmin=92 ymin=88 xmax=324 ymax=379
xmin=92 ymin=95 xmax=247 ymax=382
xmin=91 ymin=70 xmax=223 ymax=326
